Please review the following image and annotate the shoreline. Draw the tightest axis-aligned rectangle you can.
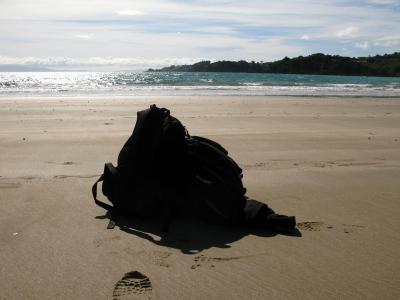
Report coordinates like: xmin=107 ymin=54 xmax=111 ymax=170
xmin=1 ymin=94 xmax=400 ymax=101
xmin=1 ymin=94 xmax=400 ymax=99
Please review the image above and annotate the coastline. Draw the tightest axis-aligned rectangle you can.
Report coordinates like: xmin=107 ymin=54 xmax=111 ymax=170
xmin=2 ymin=94 xmax=400 ymax=101
xmin=1 ymin=71 xmax=399 ymax=98
xmin=1 ymin=96 xmax=400 ymax=299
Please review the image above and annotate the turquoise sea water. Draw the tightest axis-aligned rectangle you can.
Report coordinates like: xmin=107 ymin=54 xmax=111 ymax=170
xmin=0 ymin=71 xmax=399 ymax=97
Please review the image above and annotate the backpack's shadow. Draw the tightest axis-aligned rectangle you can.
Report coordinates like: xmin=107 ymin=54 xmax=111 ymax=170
xmin=96 ymin=212 xmax=301 ymax=254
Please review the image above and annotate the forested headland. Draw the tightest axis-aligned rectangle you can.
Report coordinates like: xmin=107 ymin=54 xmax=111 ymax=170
xmin=148 ymin=53 xmax=400 ymax=77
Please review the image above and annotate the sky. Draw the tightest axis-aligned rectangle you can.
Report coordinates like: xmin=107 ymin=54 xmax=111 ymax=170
xmin=0 ymin=0 xmax=399 ymax=71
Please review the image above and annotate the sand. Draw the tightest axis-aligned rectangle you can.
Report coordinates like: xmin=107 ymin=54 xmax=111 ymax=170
xmin=0 ymin=96 xmax=399 ymax=299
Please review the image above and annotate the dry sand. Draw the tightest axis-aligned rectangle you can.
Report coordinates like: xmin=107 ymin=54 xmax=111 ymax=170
xmin=0 ymin=96 xmax=399 ymax=299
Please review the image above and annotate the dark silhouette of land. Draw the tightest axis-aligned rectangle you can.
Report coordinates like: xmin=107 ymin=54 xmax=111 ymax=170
xmin=148 ymin=52 xmax=400 ymax=77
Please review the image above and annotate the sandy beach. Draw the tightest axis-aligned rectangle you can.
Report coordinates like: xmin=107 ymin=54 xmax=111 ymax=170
xmin=1 ymin=96 xmax=399 ymax=299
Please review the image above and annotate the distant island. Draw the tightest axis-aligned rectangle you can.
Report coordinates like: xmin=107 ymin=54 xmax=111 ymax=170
xmin=148 ymin=52 xmax=400 ymax=77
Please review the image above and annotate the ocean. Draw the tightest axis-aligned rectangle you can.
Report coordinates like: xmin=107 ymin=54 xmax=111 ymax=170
xmin=0 ymin=71 xmax=399 ymax=97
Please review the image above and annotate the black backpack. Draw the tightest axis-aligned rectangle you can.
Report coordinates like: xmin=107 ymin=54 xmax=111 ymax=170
xmin=92 ymin=104 xmax=188 ymax=229
xmin=92 ymin=104 xmax=295 ymax=232
xmin=185 ymin=136 xmax=246 ymax=225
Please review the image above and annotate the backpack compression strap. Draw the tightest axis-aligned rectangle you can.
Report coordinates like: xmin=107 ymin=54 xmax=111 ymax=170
xmin=92 ymin=174 xmax=113 ymax=211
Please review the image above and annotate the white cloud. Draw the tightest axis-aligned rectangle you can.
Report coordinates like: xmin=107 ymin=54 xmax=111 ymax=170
xmin=301 ymin=35 xmax=310 ymax=40
xmin=368 ymin=0 xmax=400 ymax=4
xmin=355 ymin=41 xmax=369 ymax=49
xmin=74 ymin=34 xmax=94 ymax=39
xmin=374 ymin=35 xmax=400 ymax=46
xmin=115 ymin=10 xmax=144 ymax=16
xmin=0 ymin=55 xmax=207 ymax=69
xmin=336 ymin=26 xmax=359 ymax=38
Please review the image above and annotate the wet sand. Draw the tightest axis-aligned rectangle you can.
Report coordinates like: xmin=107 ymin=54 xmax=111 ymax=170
xmin=1 ymin=96 xmax=399 ymax=299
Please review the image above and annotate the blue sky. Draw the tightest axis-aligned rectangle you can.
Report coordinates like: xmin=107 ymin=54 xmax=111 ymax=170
xmin=0 ymin=0 xmax=399 ymax=70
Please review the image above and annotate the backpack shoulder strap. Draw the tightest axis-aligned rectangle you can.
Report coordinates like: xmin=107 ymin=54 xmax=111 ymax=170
xmin=91 ymin=174 xmax=113 ymax=211
xmin=91 ymin=162 xmax=119 ymax=211
xmin=92 ymin=177 xmax=118 ymax=229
